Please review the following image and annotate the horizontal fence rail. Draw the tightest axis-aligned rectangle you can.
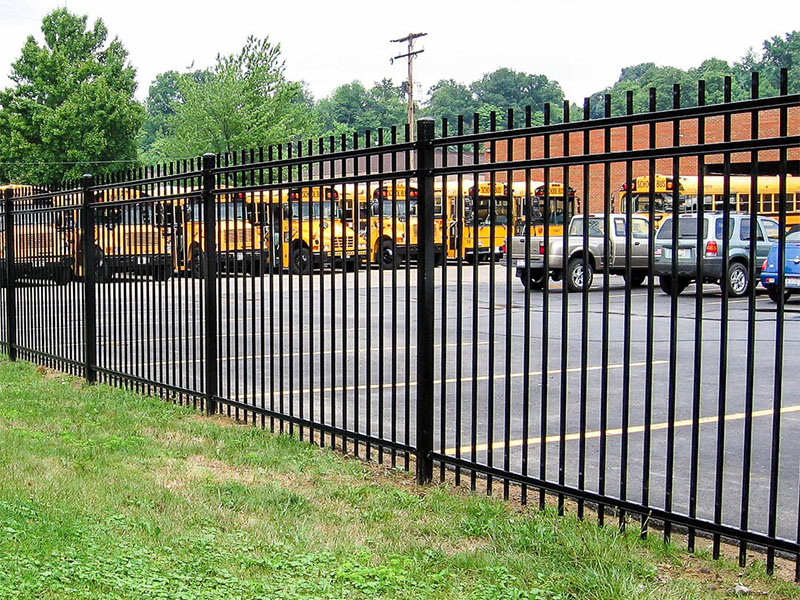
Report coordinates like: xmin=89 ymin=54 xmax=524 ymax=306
xmin=1 ymin=70 xmax=799 ymax=578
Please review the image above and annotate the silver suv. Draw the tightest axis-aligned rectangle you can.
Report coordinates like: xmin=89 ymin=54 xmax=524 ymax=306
xmin=653 ymin=212 xmax=780 ymax=296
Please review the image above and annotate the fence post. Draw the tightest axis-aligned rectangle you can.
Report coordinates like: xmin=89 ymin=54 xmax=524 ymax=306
xmin=3 ymin=188 xmax=16 ymax=361
xmin=202 ymin=153 xmax=218 ymax=415
xmin=81 ymin=174 xmax=97 ymax=383
xmin=415 ymin=118 xmax=436 ymax=484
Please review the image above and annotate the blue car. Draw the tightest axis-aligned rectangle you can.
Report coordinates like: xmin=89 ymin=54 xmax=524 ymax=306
xmin=760 ymin=230 xmax=800 ymax=303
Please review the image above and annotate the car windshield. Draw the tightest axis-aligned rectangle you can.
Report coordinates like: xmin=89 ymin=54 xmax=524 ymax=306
xmin=656 ymin=217 xmax=709 ymax=240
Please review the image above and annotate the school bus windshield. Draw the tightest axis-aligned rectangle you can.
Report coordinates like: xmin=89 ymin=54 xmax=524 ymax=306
xmin=97 ymin=204 xmax=156 ymax=226
xmin=186 ymin=200 xmax=249 ymax=223
xmin=373 ymin=199 xmax=417 ymax=218
xmin=468 ymin=197 xmax=509 ymax=225
xmin=626 ymin=193 xmax=686 ymax=214
xmin=287 ymin=201 xmax=342 ymax=220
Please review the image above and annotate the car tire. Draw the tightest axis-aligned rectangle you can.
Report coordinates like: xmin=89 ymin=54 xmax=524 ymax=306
xmin=658 ymin=275 xmax=690 ymax=295
xmin=519 ymin=269 xmax=546 ymax=291
xmin=725 ymin=262 xmax=750 ymax=298
xmin=566 ymin=257 xmax=593 ymax=292
xmin=767 ymin=288 xmax=793 ymax=303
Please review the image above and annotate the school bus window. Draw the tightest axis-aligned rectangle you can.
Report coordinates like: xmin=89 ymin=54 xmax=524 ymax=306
xmin=739 ymin=194 xmax=749 ymax=213
xmin=762 ymin=194 xmax=773 ymax=212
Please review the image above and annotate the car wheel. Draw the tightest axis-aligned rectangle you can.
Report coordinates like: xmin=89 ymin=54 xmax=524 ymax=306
xmin=566 ymin=257 xmax=593 ymax=292
xmin=519 ymin=269 xmax=546 ymax=291
xmin=658 ymin=275 xmax=690 ymax=295
xmin=725 ymin=262 xmax=750 ymax=298
xmin=290 ymin=245 xmax=313 ymax=275
xmin=767 ymin=288 xmax=793 ymax=303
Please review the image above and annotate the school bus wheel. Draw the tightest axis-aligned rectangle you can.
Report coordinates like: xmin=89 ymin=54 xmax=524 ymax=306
xmin=52 ymin=265 xmax=72 ymax=286
xmin=290 ymin=244 xmax=312 ymax=275
xmin=154 ymin=265 xmax=173 ymax=281
xmin=379 ymin=239 xmax=398 ymax=268
xmin=247 ymin=256 xmax=267 ymax=276
xmin=189 ymin=246 xmax=205 ymax=278
xmin=95 ymin=248 xmax=111 ymax=283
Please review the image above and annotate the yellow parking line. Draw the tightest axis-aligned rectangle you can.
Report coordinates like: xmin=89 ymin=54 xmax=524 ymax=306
xmin=445 ymin=403 xmax=800 ymax=456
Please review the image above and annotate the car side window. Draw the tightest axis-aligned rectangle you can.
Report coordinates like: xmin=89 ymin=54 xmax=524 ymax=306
xmin=715 ymin=218 xmax=735 ymax=239
xmin=760 ymin=218 xmax=780 ymax=242
xmin=740 ymin=219 xmax=764 ymax=242
xmin=631 ymin=218 xmax=649 ymax=239
xmin=614 ymin=219 xmax=625 ymax=237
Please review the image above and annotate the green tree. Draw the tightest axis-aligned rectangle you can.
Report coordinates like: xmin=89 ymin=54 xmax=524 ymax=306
xmin=0 ymin=8 xmax=144 ymax=186
xmin=470 ymin=68 xmax=564 ymax=121
xmin=422 ymin=79 xmax=479 ymax=131
xmin=754 ymin=30 xmax=800 ymax=95
xmin=139 ymin=69 xmax=208 ymax=157
xmin=314 ymin=79 xmax=407 ymax=140
xmin=150 ymin=36 xmax=315 ymax=161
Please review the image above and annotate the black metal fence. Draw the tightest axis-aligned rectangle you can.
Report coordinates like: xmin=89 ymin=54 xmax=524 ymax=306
xmin=1 ymin=71 xmax=799 ymax=578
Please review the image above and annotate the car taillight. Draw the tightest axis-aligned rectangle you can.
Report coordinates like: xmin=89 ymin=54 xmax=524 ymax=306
xmin=762 ymin=259 xmax=768 ymax=271
xmin=538 ymin=241 xmax=545 ymax=255
xmin=705 ymin=241 xmax=718 ymax=256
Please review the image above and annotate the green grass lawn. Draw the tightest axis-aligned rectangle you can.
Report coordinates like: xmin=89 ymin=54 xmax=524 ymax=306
xmin=0 ymin=358 xmax=796 ymax=599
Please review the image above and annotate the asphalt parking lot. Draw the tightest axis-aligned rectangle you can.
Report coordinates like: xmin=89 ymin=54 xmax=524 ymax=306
xmin=7 ymin=262 xmax=800 ymax=541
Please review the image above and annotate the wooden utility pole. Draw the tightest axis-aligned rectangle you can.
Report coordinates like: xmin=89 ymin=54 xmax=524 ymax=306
xmin=391 ymin=32 xmax=426 ymax=142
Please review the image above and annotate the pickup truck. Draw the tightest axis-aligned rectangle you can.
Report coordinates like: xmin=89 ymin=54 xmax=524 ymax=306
xmin=507 ymin=214 xmax=651 ymax=291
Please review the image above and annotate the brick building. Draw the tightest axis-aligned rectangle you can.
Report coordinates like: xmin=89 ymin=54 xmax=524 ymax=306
xmin=493 ymin=106 xmax=800 ymax=213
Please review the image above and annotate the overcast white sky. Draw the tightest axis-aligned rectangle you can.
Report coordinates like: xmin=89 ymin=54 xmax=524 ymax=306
xmin=1 ymin=0 xmax=796 ymax=103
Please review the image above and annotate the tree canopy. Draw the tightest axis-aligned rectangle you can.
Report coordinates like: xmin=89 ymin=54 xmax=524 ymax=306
xmin=0 ymin=8 xmax=144 ymax=186
xmin=587 ymin=30 xmax=799 ymax=117
xmin=144 ymin=36 xmax=316 ymax=162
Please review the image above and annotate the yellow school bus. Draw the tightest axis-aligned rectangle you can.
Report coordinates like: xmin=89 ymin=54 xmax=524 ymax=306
xmin=618 ymin=174 xmax=687 ymax=228
xmin=343 ymin=182 xmax=444 ymax=267
xmin=677 ymin=175 xmax=800 ymax=228
xmin=0 ymin=184 xmax=73 ymax=285
xmin=620 ymin=174 xmax=800 ymax=229
xmin=437 ymin=180 xmax=506 ymax=263
xmin=250 ymin=185 xmax=367 ymax=274
xmin=84 ymin=187 xmax=174 ymax=281
xmin=175 ymin=190 xmax=267 ymax=277
xmin=511 ymin=180 xmax=578 ymax=237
